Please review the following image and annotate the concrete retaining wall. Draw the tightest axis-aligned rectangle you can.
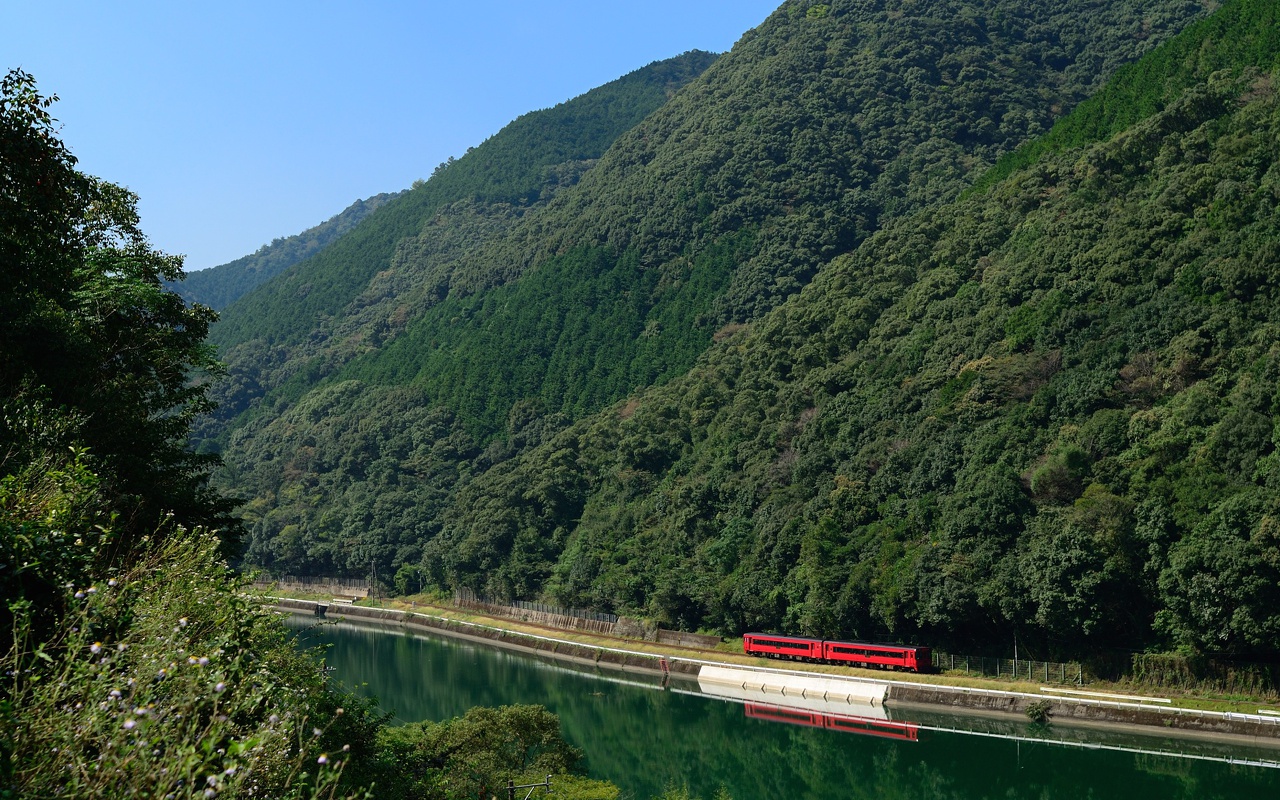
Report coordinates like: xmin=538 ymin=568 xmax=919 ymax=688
xmin=887 ymin=683 xmax=1280 ymax=739
xmin=266 ymin=599 xmax=1280 ymax=742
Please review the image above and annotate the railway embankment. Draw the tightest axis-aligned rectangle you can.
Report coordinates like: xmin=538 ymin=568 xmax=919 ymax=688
xmin=268 ymin=597 xmax=1280 ymax=744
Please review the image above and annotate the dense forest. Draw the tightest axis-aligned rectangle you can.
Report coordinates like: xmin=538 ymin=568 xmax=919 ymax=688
xmin=167 ymin=190 xmax=406 ymax=311
xmin=424 ymin=0 xmax=1280 ymax=661
xmin=195 ymin=50 xmax=718 ymax=443
xmin=203 ymin=0 xmax=1278 ymax=667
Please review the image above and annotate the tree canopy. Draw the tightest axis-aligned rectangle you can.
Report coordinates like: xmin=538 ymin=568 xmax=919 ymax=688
xmin=1 ymin=68 xmax=234 ymax=624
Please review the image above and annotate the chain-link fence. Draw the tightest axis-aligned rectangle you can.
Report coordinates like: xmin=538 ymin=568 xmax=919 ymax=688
xmin=932 ymin=650 xmax=1086 ymax=685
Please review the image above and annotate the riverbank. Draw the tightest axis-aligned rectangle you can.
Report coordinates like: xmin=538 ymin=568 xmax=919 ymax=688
xmin=266 ymin=595 xmax=1280 ymax=747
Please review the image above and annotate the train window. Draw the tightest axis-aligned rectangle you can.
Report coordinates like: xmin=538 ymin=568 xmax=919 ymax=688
xmin=754 ymin=638 xmax=808 ymax=649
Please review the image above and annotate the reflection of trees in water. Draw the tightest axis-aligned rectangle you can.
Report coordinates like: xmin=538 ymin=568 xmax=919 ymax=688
xmin=290 ymin=619 xmax=1279 ymax=800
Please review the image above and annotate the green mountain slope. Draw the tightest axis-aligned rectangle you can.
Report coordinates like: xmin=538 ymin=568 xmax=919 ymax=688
xmin=199 ymin=51 xmax=717 ymax=439
xmin=424 ymin=0 xmax=1280 ymax=660
xmin=167 ymin=192 xmax=404 ymax=311
xmin=224 ymin=0 xmax=1211 ymax=613
xmin=210 ymin=51 xmax=718 ymax=352
xmin=310 ymin=0 xmax=1211 ymax=439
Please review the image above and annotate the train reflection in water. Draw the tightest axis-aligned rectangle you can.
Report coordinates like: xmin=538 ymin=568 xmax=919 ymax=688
xmin=744 ymin=702 xmax=921 ymax=742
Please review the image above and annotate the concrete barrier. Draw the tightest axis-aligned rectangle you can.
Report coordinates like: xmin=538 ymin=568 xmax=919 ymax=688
xmin=698 ymin=665 xmax=888 ymax=718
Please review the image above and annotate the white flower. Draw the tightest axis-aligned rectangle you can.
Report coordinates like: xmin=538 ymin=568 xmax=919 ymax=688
xmin=90 ymin=642 xmax=102 ymax=654
xmin=109 ymin=689 xmax=121 ymax=699
xmin=123 ymin=719 xmax=136 ymax=730
xmin=74 ymin=592 xmax=85 ymax=600
xmin=178 ymin=618 xmax=188 ymax=627
xmin=108 ymin=579 xmax=117 ymax=587
xmin=317 ymin=754 xmax=328 ymax=765
xmin=198 ymin=657 xmax=209 ymax=666
xmin=214 ymin=682 xmax=226 ymax=693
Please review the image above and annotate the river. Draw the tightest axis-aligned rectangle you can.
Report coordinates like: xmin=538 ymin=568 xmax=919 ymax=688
xmin=286 ymin=614 xmax=1280 ymax=799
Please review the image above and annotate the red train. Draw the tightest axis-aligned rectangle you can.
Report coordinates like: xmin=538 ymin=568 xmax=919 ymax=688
xmin=742 ymin=633 xmax=932 ymax=673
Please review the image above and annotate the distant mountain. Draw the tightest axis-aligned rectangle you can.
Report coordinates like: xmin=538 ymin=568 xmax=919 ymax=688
xmin=203 ymin=0 xmax=1280 ymax=667
xmin=168 ymin=192 xmax=405 ymax=311
xmin=210 ymin=0 xmax=1207 ymax=604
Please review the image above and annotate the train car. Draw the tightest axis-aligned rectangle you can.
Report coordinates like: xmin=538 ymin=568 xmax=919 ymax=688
xmin=822 ymin=639 xmax=931 ymax=672
xmin=742 ymin=633 xmax=824 ymax=661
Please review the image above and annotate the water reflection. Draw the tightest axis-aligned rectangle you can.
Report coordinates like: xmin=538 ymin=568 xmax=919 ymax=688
xmin=286 ymin=614 xmax=1280 ymax=800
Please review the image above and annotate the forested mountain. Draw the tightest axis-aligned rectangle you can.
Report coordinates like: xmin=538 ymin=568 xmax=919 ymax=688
xmin=199 ymin=50 xmax=717 ymax=436
xmin=424 ymin=0 xmax=1280 ymax=659
xmin=205 ymin=0 xmax=1266 ymax=663
xmin=167 ymin=191 xmax=405 ymax=311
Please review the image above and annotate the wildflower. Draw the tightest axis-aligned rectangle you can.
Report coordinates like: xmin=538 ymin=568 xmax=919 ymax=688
xmin=204 ymin=790 xmax=216 ymax=799
xmin=224 ymin=766 xmax=237 ymax=776
xmin=86 ymin=587 xmax=97 ymax=594
xmin=123 ymin=719 xmax=136 ymax=730
xmin=335 ymin=707 xmax=343 ymax=715
xmin=90 ymin=642 xmax=102 ymax=654
xmin=268 ymin=714 xmax=279 ymax=725
xmin=317 ymin=754 xmax=328 ymax=765
xmin=207 ymin=776 xmax=218 ymax=786
xmin=118 ymin=643 xmax=127 ymax=652
xmin=198 ymin=656 xmax=209 ymax=667
xmin=178 ymin=618 xmax=188 ymax=627
xmin=109 ymin=689 xmax=122 ymax=699
xmin=74 ymin=592 xmax=85 ymax=600
xmin=157 ymin=669 xmax=167 ymax=678
xmin=342 ymin=744 xmax=350 ymax=752
xmin=312 ymin=727 xmax=322 ymax=738
xmin=214 ymin=682 xmax=226 ymax=693
xmin=108 ymin=579 xmax=117 ymax=587
xmin=188 ymin=657 xmax=198 ymax=665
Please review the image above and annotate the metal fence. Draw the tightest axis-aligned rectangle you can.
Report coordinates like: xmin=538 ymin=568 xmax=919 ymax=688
xmin=512 ymin=599 xmax=617 ymax=624
xmin=932 ymin=650 xmax=1086 ymax=685
xmin=454 ymin=589 xmax=619 ymax=634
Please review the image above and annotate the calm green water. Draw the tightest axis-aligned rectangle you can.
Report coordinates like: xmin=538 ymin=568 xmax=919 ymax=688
xmin=288 ymin=615 xmax=1280 ymax=799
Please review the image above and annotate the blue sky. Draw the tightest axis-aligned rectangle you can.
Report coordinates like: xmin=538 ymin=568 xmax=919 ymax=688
xmin=2 ymin=1 xmax=781 ymax=271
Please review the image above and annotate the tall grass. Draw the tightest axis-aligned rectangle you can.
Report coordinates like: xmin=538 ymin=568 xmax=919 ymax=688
xmin=1 ymin=532 xmax=373 ymax=799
